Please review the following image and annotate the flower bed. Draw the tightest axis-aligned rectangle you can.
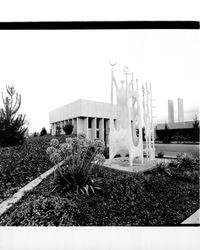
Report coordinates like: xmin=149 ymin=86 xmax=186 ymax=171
xmin=0 ymin=135 xmax=73 ymax=202
xmin=0 ymin=157 xmax=199 ymax=226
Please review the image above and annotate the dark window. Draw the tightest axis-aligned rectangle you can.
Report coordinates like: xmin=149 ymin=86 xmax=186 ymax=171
xmin=96 ymin=130 xmax=99 ymax=138
xmin=96 ymin=118 xmax=100 ymax=128
xmin=88 ymin=117 xmax=92 ymax=129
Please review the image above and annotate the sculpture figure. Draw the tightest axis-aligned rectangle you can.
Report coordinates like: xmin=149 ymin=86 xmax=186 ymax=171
xmin=142 ymin=83 xmax=155 ymax=161
xmin=109 ymin=64 xmax=144 ymax=167
xmin=109 ymin=63 xmax=155 ymax=167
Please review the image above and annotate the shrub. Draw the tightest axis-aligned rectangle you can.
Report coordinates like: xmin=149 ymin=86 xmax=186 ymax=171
xmin=167 ymin=154 xmax=199 ymax=183
xmin=157 ymin=151 xmax=164 ymax=158
xmin=63 ymin=123 xmax=74 ymax=135
xmin=162 ymin=136 xmax=171 ymax=143
xmin=0 ymin=85 xmax=27 ymax=147
xmin=192 ymin=115 xmax=199 ymax=142
xmin=40 ymin=127 xmax=47 ymax=136
xmin=175 ymin=153 xmax=199 ymax=171
xmin=33 ymin=132 xmax=38 ymax=137
xmin=102 ymin=146 xmax=109 ymax=159
xmin=156 ymin=162 xmax=172 ymax=176
xmin=56 ymin=126 xmax=61 ymax=136
xmin=46 ymin=133 xmax=105 ymax=196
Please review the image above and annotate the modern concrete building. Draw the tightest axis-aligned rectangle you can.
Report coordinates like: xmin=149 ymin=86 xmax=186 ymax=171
xmin=178 ymin=98 xmax=184 ymax=122
xmin=49 ymin=99 xmax=122 ymax=145
xmin=168 ymin=99 xmax=174 ymax=123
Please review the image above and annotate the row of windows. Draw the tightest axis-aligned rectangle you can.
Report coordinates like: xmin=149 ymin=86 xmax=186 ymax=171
xmin=53 ymin=117 xmax=111 ymax=130
xmin=88 ymin=117 xmax=100 ymax=129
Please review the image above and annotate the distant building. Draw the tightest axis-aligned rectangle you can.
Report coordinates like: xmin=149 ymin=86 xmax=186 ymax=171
xmin=168 ymin=100 xmax=174 ymax=123
xmin=178 ymin=98 xmax=184 ymax=122
xmin=49 ymin=99 xmax=125 ymax=145
xmin=156 ymin=121 xmax=193 ymax=130
xmin=155 ymin=120 xmax=199 ymax=142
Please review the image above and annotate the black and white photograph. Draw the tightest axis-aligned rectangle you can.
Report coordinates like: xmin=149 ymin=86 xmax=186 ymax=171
xmin=0 ymin=1 xmax=199 ymax=249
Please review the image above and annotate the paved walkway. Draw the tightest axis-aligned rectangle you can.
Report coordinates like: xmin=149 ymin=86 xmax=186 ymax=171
xmin=104 ymin=157 xmax=170 ymax=173
xmin=182 ymin=210 xmax=200 ymax=225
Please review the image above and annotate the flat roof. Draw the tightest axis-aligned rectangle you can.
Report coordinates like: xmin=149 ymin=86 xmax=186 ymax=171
xmin=49 ymin=99 xmax=118 ymax=123
xmin=156 ymin=121 xmax=196 ymax=130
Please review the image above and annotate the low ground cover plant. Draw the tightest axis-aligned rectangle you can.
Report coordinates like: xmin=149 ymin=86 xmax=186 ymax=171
xmin=0 ymin=148 xmax=198 ymax=226
xmin=0 ymin=134 xmax=74 ymax=202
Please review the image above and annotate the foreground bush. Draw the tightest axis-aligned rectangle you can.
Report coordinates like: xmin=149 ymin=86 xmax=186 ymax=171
xmin=102 ymin=146 xmax=109 ymax=159
xmin=168 ymin=154 xmax=199 ymax=183
xmin=46 ymin=133 xmax=105 ymax=196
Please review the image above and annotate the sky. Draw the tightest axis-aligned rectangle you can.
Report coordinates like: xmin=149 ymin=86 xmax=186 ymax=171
xmin=0 ymin=29 xmax=199 ymax=133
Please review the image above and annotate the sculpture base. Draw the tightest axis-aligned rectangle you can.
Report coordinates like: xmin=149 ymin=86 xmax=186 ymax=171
xmin=104 ymin=157 xmax=168 ymax=173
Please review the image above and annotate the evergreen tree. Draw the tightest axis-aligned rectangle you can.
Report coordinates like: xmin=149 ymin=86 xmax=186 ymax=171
xmin=163 ymin=122 xmax=171 ymax=143
xmin=0 ymin=85 xmax=27 ymax=147
xmin=33 ymin=132 xmax=38 ymax=137
xmin=192 ymin=115 xmax=199 ymax=142
xmin=40 ymin=127 xmax=47 ymax=136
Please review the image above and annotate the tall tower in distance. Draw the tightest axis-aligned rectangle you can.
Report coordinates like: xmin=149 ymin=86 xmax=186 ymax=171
xmin=168 ymin=99 xmax=174 ymax=123
xmin=178 ymin=98 xmax=184 ymax=122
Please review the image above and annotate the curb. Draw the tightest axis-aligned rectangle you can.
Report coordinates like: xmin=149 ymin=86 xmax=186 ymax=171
xmin=182 ymin=209 xmax=200 ymax=225
xmin=0 ymin=161 xmax=63 ymax=217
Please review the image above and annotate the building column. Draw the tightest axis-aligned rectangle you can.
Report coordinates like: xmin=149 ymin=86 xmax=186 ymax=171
xmin=77 ymin=118 xmax=81 ymax=134
xmin=77 ymin=117 xmax=84 ymax=134
xmin=51 ymin=124 xmax=54 ymax=135
xmin=53 ymin=123 xmax=56 ymax=135
xmin=61 ymin=121 xmax=64 ymax=134
xmin=83 ymin=117 xmax=88 ymax=137
xmin=91 ymin=117 xmax=96 ymax=140
xmin=99 ymin=118 xmax=104 ymax=141
xmin=51 ymin=124 xmax=53 ymax=135
xmin=72 ymin=118 xmax=77 ymax=134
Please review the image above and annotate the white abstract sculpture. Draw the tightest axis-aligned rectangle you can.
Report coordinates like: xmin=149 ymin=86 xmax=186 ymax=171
xmin=109 ymin=63 xmax=155 ymax=167
xmin=142 ymin=83 xmax=155 ymax=161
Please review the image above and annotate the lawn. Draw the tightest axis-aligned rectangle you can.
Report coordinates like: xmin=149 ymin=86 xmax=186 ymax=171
xmin=0 ymin=135 xmax=199 ymax=226
xmin=155 ymin=143 xmax=199 ymax=158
